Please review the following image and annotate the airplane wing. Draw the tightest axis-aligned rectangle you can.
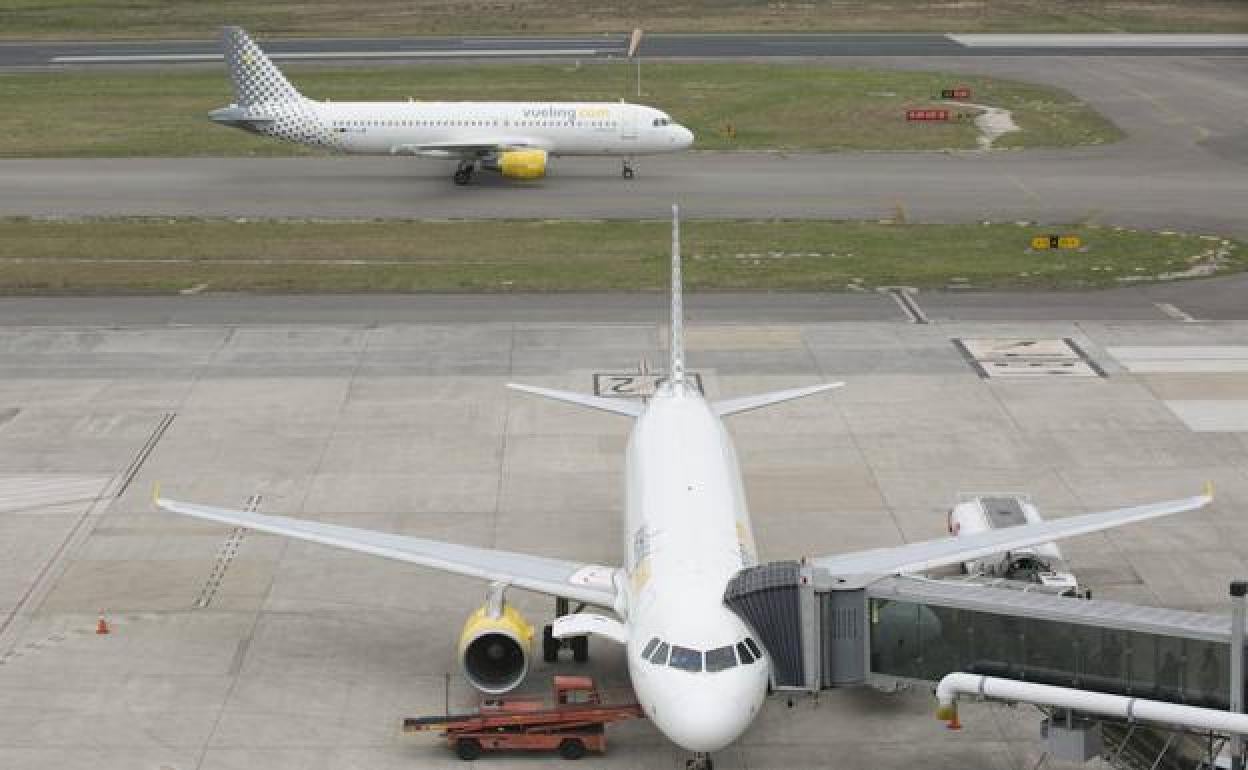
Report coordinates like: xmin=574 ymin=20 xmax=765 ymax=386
xmin=157 ymin=496 xmax=618 ymax=607
xmin=390 ymin=139 xmax=548 ymax=158
xmin=812 ymin=488 xmax=1212 ymax=576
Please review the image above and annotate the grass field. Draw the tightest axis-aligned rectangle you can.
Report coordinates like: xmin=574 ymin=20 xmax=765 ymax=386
xmin=0 ymin=62 xmax=1121 ymax=157
xmin=3 ymin=1 xmax=1244 ymax=39
xmin=0 ymin=218 xmax=1238 ymax=294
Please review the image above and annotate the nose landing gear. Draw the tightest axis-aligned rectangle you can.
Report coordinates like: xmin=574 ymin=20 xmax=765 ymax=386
xmin=453 ymin=160 xmax=475 ymax=185
xmin=686 ymin=752 xmax=714 ymax=770
xmin=621 ymin=158 xmax=635 ymax=179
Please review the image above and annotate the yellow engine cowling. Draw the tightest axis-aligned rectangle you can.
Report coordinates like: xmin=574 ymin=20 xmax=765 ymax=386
xmin=496 ymin=149 xmax=548 ymax=180
xmin=457 ymin=603 xmax=534 ymax=694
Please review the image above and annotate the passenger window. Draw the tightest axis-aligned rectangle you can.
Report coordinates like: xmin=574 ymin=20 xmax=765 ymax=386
xmin=745 ymin=638 xmax=763 ymax=659
xmin=705 ymin=645 xmax=737 ymax=672
xmin=650 ymin=641 xmax=669 ymax=664
xmin=642 ymin=637 xmax=660 ymax=659
xmin=669 ymin=645 xmax=702 ymax=672
xmin=736 ymin=641 xmax=754 ymax=664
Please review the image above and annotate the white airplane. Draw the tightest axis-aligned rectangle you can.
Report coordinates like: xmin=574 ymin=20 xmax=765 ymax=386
xmin=157 ymin=207 xmax=1211 ymax=766
xmin=209 ymin=27 xmax=694 ymax=184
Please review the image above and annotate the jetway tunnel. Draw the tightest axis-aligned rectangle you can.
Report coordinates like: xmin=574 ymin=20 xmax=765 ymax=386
xmin=724 ymin=562 xmax=1248 ymax=767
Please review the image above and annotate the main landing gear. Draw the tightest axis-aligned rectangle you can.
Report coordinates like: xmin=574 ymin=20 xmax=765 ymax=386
xmin=453 ymin=160 xmax=475 ymax=186
xmin=621 ymin=158 xmax=635 ymax=179
xmin=686 ymin=752 xmax=714 ymax=770
xmin=542 ymin=597 xmax=590 ymax=664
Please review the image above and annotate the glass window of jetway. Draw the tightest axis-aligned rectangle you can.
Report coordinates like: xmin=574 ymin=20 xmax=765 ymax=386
xmin=869 ymin=596 xmax=1233 ymax=710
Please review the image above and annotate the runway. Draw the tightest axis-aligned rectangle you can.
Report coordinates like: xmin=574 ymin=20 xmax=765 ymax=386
xmin=4 ymin=148 xmax=1245 ymax=237
xmin=3 ymin=33 xmax=1247 ymax=70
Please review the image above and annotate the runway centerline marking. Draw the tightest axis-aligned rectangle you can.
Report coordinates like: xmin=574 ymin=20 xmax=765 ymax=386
xmin=51 ymin=48 xmax=611 ymax=63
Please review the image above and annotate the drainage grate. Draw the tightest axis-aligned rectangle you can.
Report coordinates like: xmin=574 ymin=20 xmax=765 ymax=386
xmin=593 ymin=372 xmax=704 ymax=398
xmin=953 ymin=338 xmax=1104 ymax=379
xmin=193 ymin=494 xmax=259 ymax=609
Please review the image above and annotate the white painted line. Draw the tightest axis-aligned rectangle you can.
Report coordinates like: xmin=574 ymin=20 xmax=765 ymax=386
xmin=949 ymin=34 xmax=1248 ymax=48
xmin=1108 ymin=346 xmax=1248 ymax=374
xmin=1164 ymin=401 xmax=1248 ymax=432
xmin=51 ymin=48 xmax=608 ymax=63
xmin=1154 ymin=302 xmax=1198 ymax=323
xmin=1109 ymin=346 xmax=1248 ymax=360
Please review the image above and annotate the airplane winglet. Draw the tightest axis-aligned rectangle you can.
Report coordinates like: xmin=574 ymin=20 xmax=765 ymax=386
xmin=1206 ymin=480 xmax=1215 ymax=501
xmin=151 ymin=481 xmax=162 ymax=507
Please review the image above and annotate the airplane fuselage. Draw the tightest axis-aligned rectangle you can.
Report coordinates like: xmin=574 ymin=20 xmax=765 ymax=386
xmin=622 ymin=382 xmax=770 ymax=752
xmin=217 ymin=99 xmax=694 ymax=157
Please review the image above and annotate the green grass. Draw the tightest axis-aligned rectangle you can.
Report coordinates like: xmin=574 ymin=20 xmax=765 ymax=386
xmin=0 ymin=218 xmax=1238 ymax=294
xmin=2 ymin=1 xmax=1244 ymax=39
xmin=0 ymin=62 xmax=1122 ymax=157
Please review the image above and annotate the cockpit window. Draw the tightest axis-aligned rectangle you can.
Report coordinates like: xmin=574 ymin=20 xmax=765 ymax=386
xmin=669 ymin=645 xmax=702 ymax=672
xmin=649 ymin=641 xmax=670 ymax=665
xmin=652 ymin=117 xmax=671 ymax=127
xmin=745 ymin=637 xmax=763 ymax=659
xmin=736 ymin=641 xmax=755 ymax=664
xmin=642 ymin=637 xmax=660 ymax=659
xmin=705 ymin=645 xmax=737 ymax=672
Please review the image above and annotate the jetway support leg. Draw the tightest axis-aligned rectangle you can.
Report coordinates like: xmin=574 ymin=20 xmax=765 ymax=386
xmin=1231 ymin=581 xmax=1246 ymax=770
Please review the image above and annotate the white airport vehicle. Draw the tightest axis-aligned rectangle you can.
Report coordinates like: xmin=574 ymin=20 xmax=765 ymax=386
xmin=157 ymin=207 xmax=1211 ymax=767
xmin=948 ymin=495 xmax=1080 ymax=595
xmin=209 ymin=27 xmax=694 ymax=184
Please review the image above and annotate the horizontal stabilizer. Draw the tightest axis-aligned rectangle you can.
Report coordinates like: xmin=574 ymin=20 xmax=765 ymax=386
xmin=713 ymin=382 xmax=844 ymax=417
xmin=506 ymin=383 xmax=643 ymax=417
xmin=813 ymin=487 xmax=1213 ymax=576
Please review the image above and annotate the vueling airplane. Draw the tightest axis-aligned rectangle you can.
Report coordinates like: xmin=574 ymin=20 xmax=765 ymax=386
xmin=209 ymin=27 xmax=694 ymax=184
xmin=157 ymin=207 xmax=1210 ymax=768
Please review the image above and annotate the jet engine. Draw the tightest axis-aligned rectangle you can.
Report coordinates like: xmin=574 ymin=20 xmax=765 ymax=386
xmin=458 ymin=602 xmax=534 ymax=694
xmin=489 ymin=149 xmax=548 ymax=180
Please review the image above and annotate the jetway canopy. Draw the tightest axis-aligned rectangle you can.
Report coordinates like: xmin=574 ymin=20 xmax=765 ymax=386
xmin=869 ymin=575 xmax=1234 ymax=710
xmin=724 ymin=563 xmax=1242 ymax=711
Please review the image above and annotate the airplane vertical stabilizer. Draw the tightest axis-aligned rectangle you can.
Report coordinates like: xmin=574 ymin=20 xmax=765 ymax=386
xmin=669 ymin=204 xmax=687 ymax=388
xmin=223 ymin=26 xmax=303 ymax=106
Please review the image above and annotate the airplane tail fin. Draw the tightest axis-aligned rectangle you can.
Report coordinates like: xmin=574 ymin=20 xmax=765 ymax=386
xmin=669 ymin=204 xmax=686 ymax=388
xmin=222 ymin=26 xmax=303 ymax=106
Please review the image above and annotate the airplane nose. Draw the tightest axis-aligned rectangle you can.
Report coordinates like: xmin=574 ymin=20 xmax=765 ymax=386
xmin=678 ymin=126 xmax=694 ymax=148
xmin=649 ymin=676 xmax=758 ymax=752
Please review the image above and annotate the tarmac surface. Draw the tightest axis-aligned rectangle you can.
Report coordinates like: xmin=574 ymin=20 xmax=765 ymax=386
xmin=3 ymin=54 xmax=1245 ymax=236
xmin=3 ymin=312 xmax=1248 ymax=769
xmin=3 ymin=33 xmax=1247 ymax=70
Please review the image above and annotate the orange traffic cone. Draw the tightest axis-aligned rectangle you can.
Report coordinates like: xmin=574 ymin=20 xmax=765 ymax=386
xmin=95 ymin=611 xmax=110 ymax=635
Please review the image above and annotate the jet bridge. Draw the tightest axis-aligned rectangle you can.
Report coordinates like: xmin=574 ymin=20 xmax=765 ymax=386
xmin=724 ymin=563 xmax=1247 ymax=768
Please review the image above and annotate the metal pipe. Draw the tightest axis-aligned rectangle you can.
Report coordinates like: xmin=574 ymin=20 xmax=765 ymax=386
xmin=935 ymin=673 xmax=1248 ymax=736
xmin=1232 ymin=581 xmax=1246 ymax=770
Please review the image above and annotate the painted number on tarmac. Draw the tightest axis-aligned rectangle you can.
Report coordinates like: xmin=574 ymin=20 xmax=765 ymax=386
xmin=593 ymin=373 xmax=704 ymax=398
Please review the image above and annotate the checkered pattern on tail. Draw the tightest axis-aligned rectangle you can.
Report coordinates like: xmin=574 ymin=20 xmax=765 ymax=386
xmin=219 ymin=26 xmax=334 ymax=149
xmin=223 ymin=26 xmax=302 ymax=106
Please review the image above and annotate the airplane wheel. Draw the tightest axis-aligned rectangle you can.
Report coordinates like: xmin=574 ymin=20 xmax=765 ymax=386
xmin=558 ymin=738 xmax=586 ymax=760
xmin=453 ymin=169 xmax=472 ymax=185
xmin=455 ymin=738 xmax=482 ymax=760
xmin=622 ymin=166 xmax=635 ymax=179
xmin=542 ymin=624 xmax=559 ymax=663
xmin=571 ymin=635 xmax=589 ymax=663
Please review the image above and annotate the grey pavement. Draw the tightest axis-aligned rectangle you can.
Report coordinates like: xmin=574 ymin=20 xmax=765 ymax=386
xmin=2 ymin=315 xmax=1248 ymax=768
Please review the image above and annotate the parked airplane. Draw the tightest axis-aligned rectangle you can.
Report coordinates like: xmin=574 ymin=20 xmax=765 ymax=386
xmin=157 ymin=207 xmax=1211 ymax=768
xmin=209 ymin=27 xmax=694 ymax=184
